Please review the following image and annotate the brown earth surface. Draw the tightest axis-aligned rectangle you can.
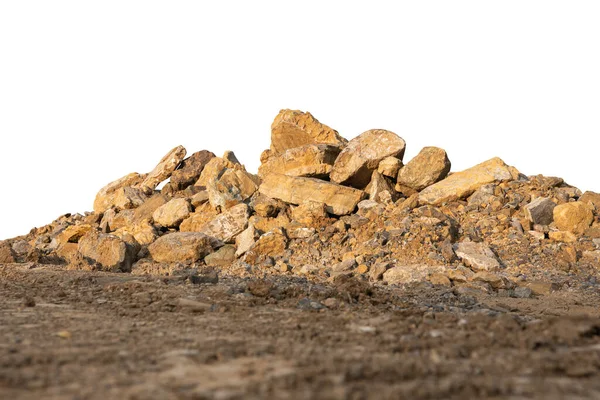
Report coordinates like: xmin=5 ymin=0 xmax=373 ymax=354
xmin=2 ymin=263 xmax=600 ymax=400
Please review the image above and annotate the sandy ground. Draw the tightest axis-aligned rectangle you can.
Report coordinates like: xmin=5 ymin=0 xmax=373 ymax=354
xmin=2 ymin=263 xmax=600 ymax=399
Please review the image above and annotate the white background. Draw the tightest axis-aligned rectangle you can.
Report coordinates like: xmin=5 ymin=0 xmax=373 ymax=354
xmin=1 ymin=1 xmax=599 ymax=240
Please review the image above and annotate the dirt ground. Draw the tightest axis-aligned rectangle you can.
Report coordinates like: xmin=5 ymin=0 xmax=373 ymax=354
xmin=2 ymin=263 xmax=600 ymax=400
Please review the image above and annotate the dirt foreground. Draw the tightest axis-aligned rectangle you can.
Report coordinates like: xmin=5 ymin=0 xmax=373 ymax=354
xmin=2 ymin=264 xmax=600 ymax=400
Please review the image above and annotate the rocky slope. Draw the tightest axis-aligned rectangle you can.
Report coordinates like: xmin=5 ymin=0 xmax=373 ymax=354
xmin=2 ymin=109 xmax=600 ymax=297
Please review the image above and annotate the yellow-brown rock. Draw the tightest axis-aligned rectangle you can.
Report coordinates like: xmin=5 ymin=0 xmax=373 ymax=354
xmin=330 ymin=129 xmax=406 ymax=188
xmin=579 ymin=191 xmax=600 ymax=211
xmin=397 ymin=147 xmax=451 ymax=191
xmin=56 ymin=224 xmax=93 ymax=246
xmin=269 ymin=109 xmax=346 ymax=155
xmin=291 ymin=201 xmax=329 ymax=228
xmin=418 ymin=157 xmax=514 ymax=206
xmin=377 ymin=156 xmax=403 ymax=179
xmin=249 ymin=214 xmax=291 ymax=234
xmin=553 ymin=201 xmax=594 ymax=235
xmin=93 ymin=172 xmax=147 ymax=213
xmin=199 ymin=203 xmax=249 ymax=243
xmin=259 ymin=174 xmax=365 ymax=216
xmin=138 ymin=145 xmax=187 ymax=192
xmin=258 ymin=144 xmax=340 ymax=179
xmin=244 ymin=231 xmax=288 ymax=265
xmin=152 ymin=198 xmax=192 ymax=228
xmin=365 ymin=171 xmax=395 ymax=204
xmin=179 ymin=203 xmax=219 ymax=232
xmin=114 ymin=221 xmax=158 ymax=246
xmin=169 ymin=150 xmax=215 ymax=190
xmin=148 ymin=232 xmax=223 ymax=264
xmin=78 ymin=230 xmax=137 ymax=272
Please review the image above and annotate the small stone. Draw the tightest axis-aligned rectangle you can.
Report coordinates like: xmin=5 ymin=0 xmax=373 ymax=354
xmin=525 ymin=281 xmax=558 ymax=296
xmin=512 ymin=286 xmax=533 ymax=298
xmin=528 ymin=231 xmax=546 ymax=240
xmin=244 ymin=231 xmax=288 ymax=265
xmin=471 ymin=271 xmax=505 ymax=289
xmin=177 ymin=298 xmax=211 ymax=313
xmin=190 ymin=191 xmax=209 ymax=208
xmin=356 ymin=264 xmax=369 ymax=275
xmin=365 ymin=171 xmax=395 ymax=203
xmin=377 ymin=157 xmax=403 ymax=178
xmin=204 ymin=245 xmax=236 ymax=267
xmin=548 ymin=230 xmax=577 ymax=242
xmin=429 ymin=273 xmax=451 ymax=287
xmin=291 ymin=201 xmax=328 ymax=228
xmin=235 ymin=225 xmax=257 ymax=257
xmin=454 ymin=242 xmax=501 ymax=271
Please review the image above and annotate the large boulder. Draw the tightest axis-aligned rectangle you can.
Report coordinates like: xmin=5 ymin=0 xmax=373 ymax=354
xmin=152 ymin=198 xmax=192 ymax=228
xmin=418 ymin=157 xmax=515 ymax=206
xmin=269 ymin=109 xmax=346 ymax=155
xmin=148 ymin=232 xmax=223 ymax=263
xmin=0 ymin=241 xmax=17 ymax=263
xmin=138 ymin=146 xmax=187 ymax=192
xmin=198 ymin=203 xmax=250 ymax=243
xmin=330 ymin=129 xmax=406 ymax=188
xmin=579 ymin=191 xmax=600 ymax=211
xmin=78 ymin=231 xmax=137 ymax=272
xmin=259 ymin=174 xmax=365 ymax=216
xmin=258 ymin=144 xmax=340 ymax=179
xmin=553 ymin=201 xmax=594 ymax=235
xmin=397 ymin=147 xmax=451 ymax=191
xmin=169 ymin=150 xmax=216 ymax=190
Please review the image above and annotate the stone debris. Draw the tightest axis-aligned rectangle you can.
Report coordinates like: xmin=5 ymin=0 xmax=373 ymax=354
xmin=4 ymin=109 xmax=600 ymax=299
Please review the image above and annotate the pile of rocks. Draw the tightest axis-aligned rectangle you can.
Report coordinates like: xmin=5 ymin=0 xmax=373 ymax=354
xmin=2 ymin=109 xmax=600 ymax=296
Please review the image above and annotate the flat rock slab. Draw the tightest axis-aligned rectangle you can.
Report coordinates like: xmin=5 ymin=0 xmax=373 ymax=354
xmin=454 ymin=241 xmax=500 ymax=271
xmin=258 ymin=144 xmax=340 ymax=179
xmin=259 ymin=174 xmax=365 ymax=216
xmin=418 ymin=157 xmax=514 ymax=206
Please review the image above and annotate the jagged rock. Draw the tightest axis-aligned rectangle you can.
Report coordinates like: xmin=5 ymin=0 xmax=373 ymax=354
xmin=251 ymin=195 xmax=284 ymax=218
xmin=56 ymin=224 xmax=93 ymax=246
xmin=258 ymin=144 xmax=340 ymax=179
xmin=179 ymin=203 xmax=219 ymax=232
xmin=190 ymin=191 xmax=209 ymax=208
xmin=217 ymin=169 xmax=259 ymax=201
xmin=235 ymin=225 xmax=258 ymax=257
xmin=524 ymin=197 xmax=556 ymax=226
xmin=382 ymin=264 xmax=447 ymax=285
xmin=138 ymin=145 xmax=187 ymax=192
xmin=250 ymin=214 xmax=291 ymax=234
xmin=365 ymin=171 xmax=395 ymax=203
xmin=548 ymin=230 xmax=577 ymax=242
xmin=147 ymin=232 xmax=223 ymax=263
xmin=110 ymin=210 xmax=135 ymax=231
xmin=553 ymin=201 xmax=594 ymax=235
xmin=291 ymin=201 xmax=329 ymax=228
xmin=78 ymin=231 xmax=137 ymax=272
xmin=132 ymin=194 xmax=168 ymax=224
xmin=170 ymin=150 xmax=215 ymax=190
xmin=397 ymin=147 xmax=451 ymax=191
xmin=378 ymin=157 xmax=403 ymax=179
xmin=579 ymin=191 xmax=600 ymax=211
xmin=0 ymin=241 xmax=17 ymax=263
xmin=259 ymin=174 xmax=365 ymax=216
xmin=330 ymin=129 xmax=406 ymax=188
xmin=204 ymin=244 xmax=236 ymax=266
xmin=93 ymin=172 xmax=147 ymax=213
xmin=152 ymin=198 xmax=192 ymax=228
xmin=114 ymin=221 xmax=158 ymax=246
xmin=454 ymin=242 xmax=500 ymax=271
xmin=195 ymin=157 xmax=230 ymax=187
xmin=418 ymin=157 xmax=514 ymax=206
xmin=199 ymin=203 xmax=249 ymax=243
xmin=223 ymin=150 xmax=242 ymax=166
xmin=244 ymin=231 xmax=288 ymax=265
xmin=269 ymin=109 xmax=346 ymax=155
